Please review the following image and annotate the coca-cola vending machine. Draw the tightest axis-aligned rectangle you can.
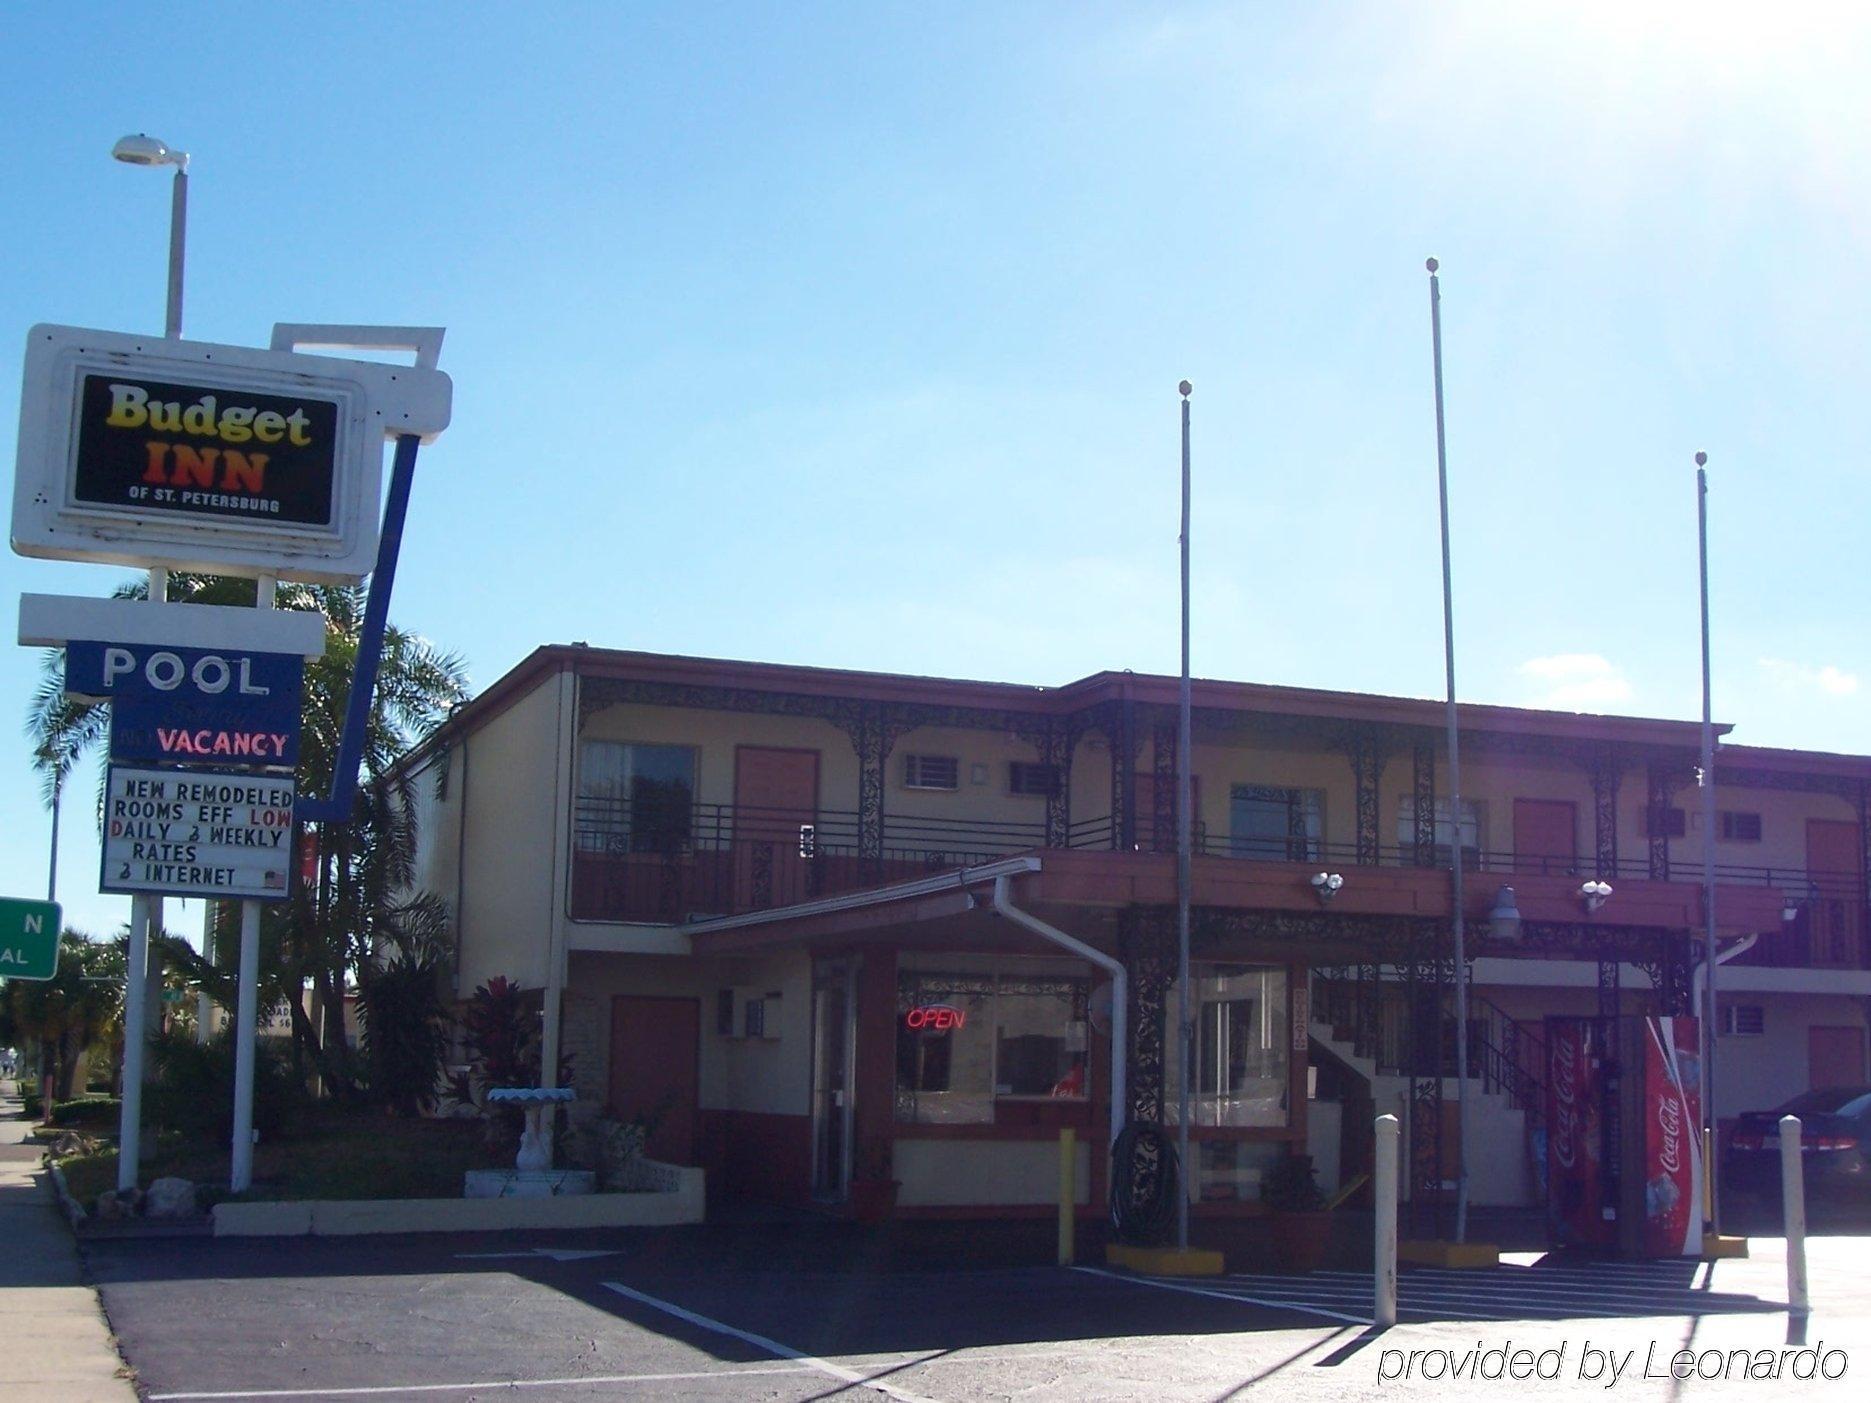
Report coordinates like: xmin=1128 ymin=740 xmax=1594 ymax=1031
xmin=1544 ymin=1014 xmax=1703 ymax=1257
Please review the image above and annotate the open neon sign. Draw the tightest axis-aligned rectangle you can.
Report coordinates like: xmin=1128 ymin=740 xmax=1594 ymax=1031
xmin=902 ymin=1003 xmax=966 ymax=1032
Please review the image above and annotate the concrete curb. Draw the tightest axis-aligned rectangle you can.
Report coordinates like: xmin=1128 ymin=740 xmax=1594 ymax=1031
xmin=212 ymin=1161 xmax=705 ymax=1236
xmin=48 ymin=1159 xmax=88 ymax=1229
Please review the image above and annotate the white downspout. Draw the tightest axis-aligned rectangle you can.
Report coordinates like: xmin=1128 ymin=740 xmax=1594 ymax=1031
xmin=986 ymin=875 xmax=1127 ymax=1148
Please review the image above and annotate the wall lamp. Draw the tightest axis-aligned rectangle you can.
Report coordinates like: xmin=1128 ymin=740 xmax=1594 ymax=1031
xmin=1310 ymin=872 xmax=1344 ymax=904
xmin=1488 ymin=885 xmax=1522 ymax=941
xmin=1578 ymin=879 xmax=1614 ymax=914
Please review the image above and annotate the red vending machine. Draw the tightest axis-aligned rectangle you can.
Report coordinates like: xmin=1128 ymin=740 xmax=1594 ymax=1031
xmin=1545 ymin=1014 xmax=1703 ymax=1257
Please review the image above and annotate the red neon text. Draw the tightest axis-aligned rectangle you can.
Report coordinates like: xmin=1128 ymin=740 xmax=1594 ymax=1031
xmin=903 ymin=1004 xmax=965 ymax=1032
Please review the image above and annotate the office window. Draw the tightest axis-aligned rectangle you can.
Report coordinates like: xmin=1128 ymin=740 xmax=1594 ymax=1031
xmin=577 ymin=741 xmax=696 ymax=854
xmin=903 ymin=754 xmax=960 ymax=791
xmin=1229 ymin=786 xmax=1323 ymax=861
xmin=1394 ymin=796 xmax=1483 ymax=864
xmin=1164 ymin=964 xmax=1291 ymax=1128
xmin=1644 ymin=805 xmax=1687 ymax=839
xmin=1008 ymin=761 xmax=1060 ymax=797
xmin=1719 ymin=811 xmax=1763 ymax=843
xmin=895 ymin=953 xmax=1090 ymax=1124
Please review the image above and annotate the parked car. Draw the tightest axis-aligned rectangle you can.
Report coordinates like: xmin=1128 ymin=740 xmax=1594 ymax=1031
xmin=1724 ymin=1086 xmax=1871 ymax=1205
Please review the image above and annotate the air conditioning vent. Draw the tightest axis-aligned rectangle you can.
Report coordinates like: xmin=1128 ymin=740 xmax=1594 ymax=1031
xmin=903 ymin=754 xmax=960 ymax=791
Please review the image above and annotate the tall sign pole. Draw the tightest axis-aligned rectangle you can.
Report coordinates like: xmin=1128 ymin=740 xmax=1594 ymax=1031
xmin=116 ymin=137 xmax=189 ymax=1186
xmin=1696 ymin=450 xmax=1720 ymax=1235
xmin=1427 ymin=258 xmax=1471 ymax=1242
xmin=1175 ymin=379 xmax=1193 ymax=1252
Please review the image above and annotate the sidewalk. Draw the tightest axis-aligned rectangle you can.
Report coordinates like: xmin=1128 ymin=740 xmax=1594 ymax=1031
xmin=0 ymin=1080 xmax=138 ymax=1400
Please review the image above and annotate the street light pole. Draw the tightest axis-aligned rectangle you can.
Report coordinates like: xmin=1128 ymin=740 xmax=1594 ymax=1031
xmin=1175 ymin=380 xmax=1194 ymax=1253
xmin=1697 ymin=451 xmax=1720 ymax=1235
xmin=1427 ymin=258 xmax=1471 ymax=1243
xmin=110 ymin=131 xmax=190 ymax=1193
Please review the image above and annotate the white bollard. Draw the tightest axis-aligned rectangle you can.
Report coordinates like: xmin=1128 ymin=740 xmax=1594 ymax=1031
xmin=1375 ymin=1112 xmax=1400 ymax=1327
xmin=1780 ymin=1114 xmax=1809 ymax=1314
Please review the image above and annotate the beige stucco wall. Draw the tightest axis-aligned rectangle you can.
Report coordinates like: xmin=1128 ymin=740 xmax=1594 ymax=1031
xmin=579 ymin=702 xmax=855 ymax=814
xmin=445 ymin=674 xmax=567 ymax=996
xmin=562 ymin=950 xmax=812 ymax=1118
xmin=896 ymin=1138 xmax=1091 ymax=1207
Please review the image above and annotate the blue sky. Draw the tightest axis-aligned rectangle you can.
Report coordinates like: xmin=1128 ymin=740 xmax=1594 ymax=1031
xmin=3 ymin=2 xmax=1866 ymax=938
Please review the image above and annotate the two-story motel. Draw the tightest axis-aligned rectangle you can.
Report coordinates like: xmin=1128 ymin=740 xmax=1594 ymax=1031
xmin=401 ymin=644 xmax=1870 ymax=1220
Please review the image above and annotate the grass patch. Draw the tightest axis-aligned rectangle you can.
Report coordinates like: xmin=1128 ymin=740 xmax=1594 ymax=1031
xmin=54 ymin=1104 xmax=502 ymax=1210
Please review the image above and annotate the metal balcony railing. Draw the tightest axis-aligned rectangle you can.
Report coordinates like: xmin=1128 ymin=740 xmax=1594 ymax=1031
xmin=568 ymin=800 xmax=1865 ymax=968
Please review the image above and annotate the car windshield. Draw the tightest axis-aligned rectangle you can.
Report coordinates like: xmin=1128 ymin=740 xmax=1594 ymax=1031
xmin=1773 ymin=1086 xmax=1871 ymax=1117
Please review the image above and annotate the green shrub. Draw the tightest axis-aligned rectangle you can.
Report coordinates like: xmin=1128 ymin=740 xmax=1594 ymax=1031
xmin=21 ymin=1092 xmax=42 ymax=1118
xmin=50 ymin=1096 xmax=120 ymax=1129
xmin=358 ymin=953 xmax=451 ymax=1117
xmin=146 ymin=1029 xmax=302 ymax=1143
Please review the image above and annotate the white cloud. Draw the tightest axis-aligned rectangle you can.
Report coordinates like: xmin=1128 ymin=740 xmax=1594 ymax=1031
xmin=1757 ymin=658 xmax=1860 ymax=697
xmin=1517 ymin=654 xmax=1634 ymax=711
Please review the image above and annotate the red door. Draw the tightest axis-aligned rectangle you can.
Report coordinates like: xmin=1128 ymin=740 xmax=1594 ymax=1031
xmin=608 ymin=996 xmax=700 ymax=1163
xmin=1513 ymin=799 xmax=1578 ymax=876
xmin=1808 ymin=1025 xmax=1867 ymax=1089
xmin=733 ymin=746 xmax=819 ymax=907
xmin=1807 ymin=820 xmax=1863 ymax=968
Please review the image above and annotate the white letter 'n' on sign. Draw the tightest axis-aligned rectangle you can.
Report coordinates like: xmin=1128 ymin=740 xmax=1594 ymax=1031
xmin=23 ymin=915 xmax=42 ymax=933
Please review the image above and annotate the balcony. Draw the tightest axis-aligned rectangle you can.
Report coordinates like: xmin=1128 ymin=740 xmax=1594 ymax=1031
xmin=567 ymin=801 xmax=1864 ymax=968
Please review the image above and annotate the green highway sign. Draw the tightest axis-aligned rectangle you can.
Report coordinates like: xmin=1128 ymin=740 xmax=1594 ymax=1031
xmin=0 ymin=898 xmax=61 ymax=981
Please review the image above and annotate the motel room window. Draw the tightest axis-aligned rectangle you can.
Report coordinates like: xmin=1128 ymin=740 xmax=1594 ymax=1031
xmin=1229 ymin=786 xmax=1323 ymax=861
xmin=1394 ymin=795 xmax=1483 ymax=866
xmin=1719 ymin=811 xmax=1763 ymax=843
xmin=1163 ymin=964 xmax=1291 ymax=1129
xmin=577 ymin=741 xmax=696 ymax=854
xmin=895 ymin=953 xmax=1091 ymax=1125
xmin=1008 ymin=761 xmax=1061 ymax=797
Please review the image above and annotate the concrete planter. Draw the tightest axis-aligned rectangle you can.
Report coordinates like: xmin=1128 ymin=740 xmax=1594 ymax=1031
xmin=212 ymin=1159 xmax=703 ymax=1236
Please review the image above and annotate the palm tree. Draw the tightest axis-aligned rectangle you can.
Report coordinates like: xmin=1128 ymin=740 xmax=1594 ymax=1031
xmin=0 ymin=931 xmax=124 ymax=1106
xmin=25 ymin=574 xmax=468 ymax=1098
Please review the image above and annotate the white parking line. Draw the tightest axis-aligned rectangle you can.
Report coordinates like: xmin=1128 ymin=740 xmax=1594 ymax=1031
xmin=148 ymin=1366 xmax=816 ymax=1400
xmin=1070 ymin=1265 xmax=1372 ymax=1325
xmin=601 ymin=1279 xmax=946 ymax=1403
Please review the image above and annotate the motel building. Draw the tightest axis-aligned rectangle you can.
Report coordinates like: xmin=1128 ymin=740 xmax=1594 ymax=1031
xmin=401 ymin=644 xmax=1870 ymax=1222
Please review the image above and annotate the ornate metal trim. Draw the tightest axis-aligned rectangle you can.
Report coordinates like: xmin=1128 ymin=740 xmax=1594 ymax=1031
xmin=1411 ymin=738 xmax=1436 ymax=868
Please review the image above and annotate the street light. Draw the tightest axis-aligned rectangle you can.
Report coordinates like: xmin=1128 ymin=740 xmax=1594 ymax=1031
xmin=108 ymin=130 xmax=190 ymax=1193
xmin=111 ymin=132 xmax=188 ymax=339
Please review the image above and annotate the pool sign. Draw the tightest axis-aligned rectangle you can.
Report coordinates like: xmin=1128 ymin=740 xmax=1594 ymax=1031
xmin=65 ymin=639 xmax=302 ymax=767
xmin=12 ymin=324 xmax=450 ymax=584
xmin=101 ymin=766 xmax=295 ymax=901
xmin=0 ymin=898 xmax=61 ymax=981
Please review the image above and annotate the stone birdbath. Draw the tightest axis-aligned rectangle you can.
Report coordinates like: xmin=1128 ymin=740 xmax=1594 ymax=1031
xmin=465 ymin=1087 xmax=594 ymax=1198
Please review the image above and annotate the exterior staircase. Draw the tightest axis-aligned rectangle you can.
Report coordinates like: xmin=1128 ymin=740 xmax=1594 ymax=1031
xmin=1310 ymin=971 xmax=1548 ymax=1208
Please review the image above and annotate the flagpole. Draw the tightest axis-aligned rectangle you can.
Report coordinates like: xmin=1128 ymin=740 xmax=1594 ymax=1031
xmin=1697 ymin=450 xmax=1720 ymax=1236
xmin=1427 ymin=258 xmax=1471 ymax=1242
xmin=1176 ymin=378 xmax=1194 ymax=1253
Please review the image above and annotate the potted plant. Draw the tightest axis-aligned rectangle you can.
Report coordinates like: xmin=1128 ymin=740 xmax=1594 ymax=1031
xmin=848 ymin=1141 xmax=899 ymax=1224
xmin=1260 ymin=1153 xmax=1331 ymax=1273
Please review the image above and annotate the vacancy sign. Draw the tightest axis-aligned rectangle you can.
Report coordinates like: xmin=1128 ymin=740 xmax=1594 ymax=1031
xmin=0 ymin=898 xmax=61 ymax=981
xmin=102 ymin=767 xmax=294 ymax=901
xmin=65 ymin=639 xmax=303 ymax=768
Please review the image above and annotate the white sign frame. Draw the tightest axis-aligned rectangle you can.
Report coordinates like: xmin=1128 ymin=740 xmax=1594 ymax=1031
xmin=12 ymin=324 xmax=450 ymax=584
xmin=101 ymin=765 xmax=296 ymax=901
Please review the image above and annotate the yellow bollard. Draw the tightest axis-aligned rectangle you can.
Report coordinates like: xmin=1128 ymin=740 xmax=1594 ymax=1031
xmin=1058 ymin=1127 xmax=1076 ymax=1266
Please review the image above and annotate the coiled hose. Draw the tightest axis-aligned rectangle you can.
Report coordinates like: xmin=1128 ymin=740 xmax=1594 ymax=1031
xmin=1109 ymin=1120 xmax=1181 ymax=1246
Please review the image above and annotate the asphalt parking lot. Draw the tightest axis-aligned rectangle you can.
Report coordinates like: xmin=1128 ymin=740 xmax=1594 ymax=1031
xmin=83 ymin=1220 xmax=1871 ymax=1402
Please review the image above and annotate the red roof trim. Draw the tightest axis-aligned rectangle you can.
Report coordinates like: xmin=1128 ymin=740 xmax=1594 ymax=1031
xmin=401 ymin=643 xmax=1862 ymax=778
